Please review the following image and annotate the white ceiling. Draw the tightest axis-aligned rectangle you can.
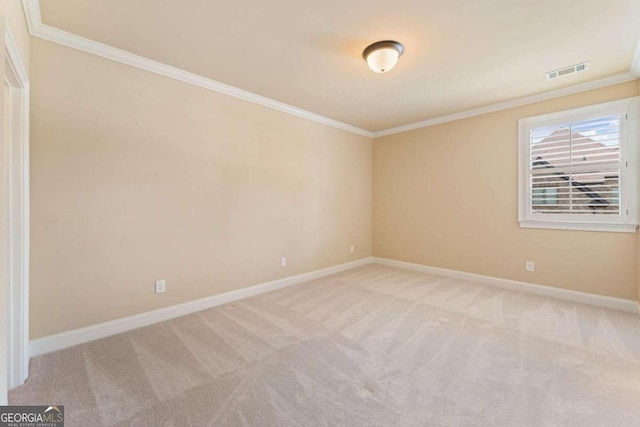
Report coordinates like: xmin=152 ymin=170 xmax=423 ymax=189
xmin=36 ymin=0 xmax=640 ymax=133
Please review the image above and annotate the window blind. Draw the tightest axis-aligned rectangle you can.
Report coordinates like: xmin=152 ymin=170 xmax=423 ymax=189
xmin=529 ymin=115 xmax=621 ymax=215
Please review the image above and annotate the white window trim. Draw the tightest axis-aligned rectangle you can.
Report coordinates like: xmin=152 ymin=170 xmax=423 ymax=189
xmin=518 ymin=97 xmax=639 ymax=233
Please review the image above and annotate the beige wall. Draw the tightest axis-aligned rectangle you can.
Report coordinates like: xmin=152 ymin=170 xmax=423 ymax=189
xmin=27 ymin=31 xmax=640 ymax=339
xmin=30 ymin=38 xmax=372 ymax=339
xmin=374 ymin=81 xmax=639 ymax=300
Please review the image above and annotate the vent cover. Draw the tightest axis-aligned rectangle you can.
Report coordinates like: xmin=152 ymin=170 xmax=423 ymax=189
xmin=546 ymin=62 xmax=589 ymax=80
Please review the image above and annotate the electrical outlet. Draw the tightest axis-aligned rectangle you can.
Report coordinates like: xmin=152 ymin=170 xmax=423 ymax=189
xmin=281 ymin=257 xmax=287 ymax=267
xmin=155 ymin=280 xmax=166 ymax=294
xmin=350 ymin=245 xmax=355 ymax=253
xmin=525 ymin=261 xmax=535 ymax=272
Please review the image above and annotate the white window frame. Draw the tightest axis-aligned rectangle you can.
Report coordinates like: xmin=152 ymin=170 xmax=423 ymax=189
xmin=518 ymin=97 xmax=639 ymax=233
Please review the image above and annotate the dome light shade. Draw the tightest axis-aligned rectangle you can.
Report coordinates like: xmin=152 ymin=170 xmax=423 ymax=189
xmin=363 ymin=40 xmax=404 ymax=73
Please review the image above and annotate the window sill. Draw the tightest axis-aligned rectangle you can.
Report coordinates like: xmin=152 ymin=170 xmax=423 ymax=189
xmin=518 ymin=220 xmax=638 ymax=233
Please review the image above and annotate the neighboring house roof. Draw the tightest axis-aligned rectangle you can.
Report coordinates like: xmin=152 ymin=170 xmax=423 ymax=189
xmin=532 ymin=129 xmax=619 ymax=183
xmin=531 ymin=129 xmax=619 ymax=208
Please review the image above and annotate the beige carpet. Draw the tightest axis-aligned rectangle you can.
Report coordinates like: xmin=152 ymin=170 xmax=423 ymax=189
xmin=10 ymin=264 xmax=640 ymax=426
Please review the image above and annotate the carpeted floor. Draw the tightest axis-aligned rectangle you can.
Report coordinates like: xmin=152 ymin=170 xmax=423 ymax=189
xmin=10 ymin=264 xmax=640 ymax=426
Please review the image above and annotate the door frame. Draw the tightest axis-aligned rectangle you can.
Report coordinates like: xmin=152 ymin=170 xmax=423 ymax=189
xmin=2 ymin=18 xmax=30 ymax=391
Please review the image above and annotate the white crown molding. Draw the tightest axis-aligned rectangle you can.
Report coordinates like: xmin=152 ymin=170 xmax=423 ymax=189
xmin=21 ymin=0 xmax=373 ymax=138
xmin=373 ymin=71 xmax=639 ymax=138
xmin=22 ymin=0 xmax=640 ymax=139
xmin=374 ymin=257 xmax=637 ymax=313
xmin=30 ymin=257 xmax=374 ymax=357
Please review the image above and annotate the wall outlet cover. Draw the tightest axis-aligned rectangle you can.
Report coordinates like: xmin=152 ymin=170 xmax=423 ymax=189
xmin=155 ymin=280 xmax=166 ymax=294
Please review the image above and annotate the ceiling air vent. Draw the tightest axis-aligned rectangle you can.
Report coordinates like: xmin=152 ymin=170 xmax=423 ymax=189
xmin=545 ymin=62 xmax=589 ymax=80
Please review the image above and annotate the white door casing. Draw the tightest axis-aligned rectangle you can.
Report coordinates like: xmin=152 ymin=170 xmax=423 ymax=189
xmin=1 ymin=16 xmax=30 ymax=401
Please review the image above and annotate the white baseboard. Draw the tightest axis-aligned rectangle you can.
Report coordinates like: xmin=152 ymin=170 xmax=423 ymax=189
xmin=30 ymin=257 xmax=374 ymax=357
xmin=374 ymin=257 xmax=637 ymax=313
xmin=31 ymin=255 xmax=636 ymax=357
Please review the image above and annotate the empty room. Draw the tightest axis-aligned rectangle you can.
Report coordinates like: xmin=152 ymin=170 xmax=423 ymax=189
xmin=1 ymin=0 xmax=640 ymax=425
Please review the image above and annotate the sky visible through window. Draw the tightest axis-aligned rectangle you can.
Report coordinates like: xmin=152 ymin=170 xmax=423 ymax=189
xmin=530 ymin=115 xmax=620 ymax=146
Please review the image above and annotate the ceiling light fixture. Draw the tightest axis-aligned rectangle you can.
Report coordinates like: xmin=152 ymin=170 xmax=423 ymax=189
xmin=363 ymin=40 xmax=404 ymax=73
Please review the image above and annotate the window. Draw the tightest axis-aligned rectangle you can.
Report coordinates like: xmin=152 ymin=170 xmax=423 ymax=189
xmin=518 ymin=97 xmax=639 ymax=232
